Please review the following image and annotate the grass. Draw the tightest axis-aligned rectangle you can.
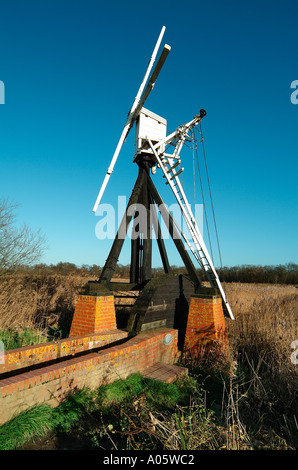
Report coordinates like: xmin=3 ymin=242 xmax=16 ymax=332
xmin=0 ymin=405 xmax=55 ymax=450
xmin=0 ymin=328 xmax=47 ymax=350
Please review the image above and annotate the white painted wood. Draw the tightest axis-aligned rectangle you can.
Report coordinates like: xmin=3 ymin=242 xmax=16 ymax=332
xmin=134 ymin=108 xmax=167 ymax=158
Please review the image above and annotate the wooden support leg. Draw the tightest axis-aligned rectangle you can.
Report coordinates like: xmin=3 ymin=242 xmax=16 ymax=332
xmin=148 ymin=191 xmax=171 ymax=274
xmin=100 ymin=170 xmax=145 ymax=284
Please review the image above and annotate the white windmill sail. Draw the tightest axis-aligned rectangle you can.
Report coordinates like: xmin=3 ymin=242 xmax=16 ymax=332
xmin=93 ymin=26 xmax=170 ymax=213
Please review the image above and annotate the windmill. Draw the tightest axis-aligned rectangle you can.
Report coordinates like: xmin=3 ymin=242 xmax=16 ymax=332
xmin=92 ymin=26 xmax=235 ymax=323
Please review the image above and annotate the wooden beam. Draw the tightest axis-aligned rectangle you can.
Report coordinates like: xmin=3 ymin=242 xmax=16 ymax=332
xmin=148 ymin=191 xmax=171 ymax=274
xmin=100 ymin=169 xmax=145 ymax=284
xmin=146 ymin=173 xmax=202 ymax=289
xmin=141 ymin=171 xmax=152 ymax=283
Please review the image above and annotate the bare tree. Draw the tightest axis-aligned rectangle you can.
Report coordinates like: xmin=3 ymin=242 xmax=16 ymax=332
xmin=0 ymin=199 xmax=47 ymax=275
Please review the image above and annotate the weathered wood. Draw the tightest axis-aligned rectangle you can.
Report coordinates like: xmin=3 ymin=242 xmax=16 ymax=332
xmin=145 ymin=172 xmax=201 ymax=289
xmin=141 ymin=168 xmax=152 ymax=283
xmin=127 ymin=273 xmax=195 ymax=349
xmin=130 ymin=164 xmax=152 ymax=284
xmin=148 ymin=191 xmax=171 ymax=274
xmin=100 ymin=169 xmax=145 ymax=284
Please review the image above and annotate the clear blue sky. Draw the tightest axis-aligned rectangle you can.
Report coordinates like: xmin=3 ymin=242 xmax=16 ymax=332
xmin=0 ymin=0 xmax=297 ymax=269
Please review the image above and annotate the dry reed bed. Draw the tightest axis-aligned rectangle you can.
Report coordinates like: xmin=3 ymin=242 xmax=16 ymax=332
xmin=0 ymin=273 xmax=95 ymax=332
xmin=226 ymin=282 xmax=298 ymax=364
xmin=226 ymin=283 xmax=298 ymax=437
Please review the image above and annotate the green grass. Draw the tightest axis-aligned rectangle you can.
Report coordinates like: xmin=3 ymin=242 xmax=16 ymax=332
xmin=0 ymin=405 xmax=54 ymax=450
xmin=0 ymin=388 xmax=95 ymax=450
xmin=0 ymin=328 xmax=47 ymax=350
xmin=96 ymin=373 xmax=194 ymax=410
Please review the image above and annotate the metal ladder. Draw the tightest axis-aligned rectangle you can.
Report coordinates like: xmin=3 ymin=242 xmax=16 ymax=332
xmin=148 ymin=138 xmax=235 ymax=320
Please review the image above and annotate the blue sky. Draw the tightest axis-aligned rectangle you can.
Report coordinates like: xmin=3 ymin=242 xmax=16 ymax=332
xmin=0 ymin=0 xmax=297 ymax=269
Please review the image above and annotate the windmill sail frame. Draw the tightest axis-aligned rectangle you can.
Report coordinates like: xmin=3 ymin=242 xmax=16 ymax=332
xmin=93 ymin=26 xmax=170 ymax=213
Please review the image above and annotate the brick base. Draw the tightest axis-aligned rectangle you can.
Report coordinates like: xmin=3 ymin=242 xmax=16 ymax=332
xmin=69 ymin=294 xmax=117 ymax=337
xmin=184 ymin=293 xmax=229 ymax=358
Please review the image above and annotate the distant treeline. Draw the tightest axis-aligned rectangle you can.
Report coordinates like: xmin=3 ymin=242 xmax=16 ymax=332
xmin=216 ymin=263 xmax=298 ymax=285
xmin=11 ymin=262 xmax=298 ymax=285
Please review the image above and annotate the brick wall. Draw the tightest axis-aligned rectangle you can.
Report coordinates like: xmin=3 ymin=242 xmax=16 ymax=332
xmin=69 ymin=294 xmax=117 ymax=337
xmin=184 ymin=294 xmax=228 ymax=357
xmin=0 ymin=329 xmax=127 ymax=374
xmin=0 ymin=328 xmax=179 ymax=425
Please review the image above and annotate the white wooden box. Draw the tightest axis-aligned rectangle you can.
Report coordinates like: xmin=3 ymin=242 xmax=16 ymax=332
xmin=135 ymin=108 xmax=167 ymax=156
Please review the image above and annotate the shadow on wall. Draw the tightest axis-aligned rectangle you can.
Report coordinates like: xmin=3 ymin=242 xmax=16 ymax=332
xmin=174 ymin=275 xmax=189 ymax=351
